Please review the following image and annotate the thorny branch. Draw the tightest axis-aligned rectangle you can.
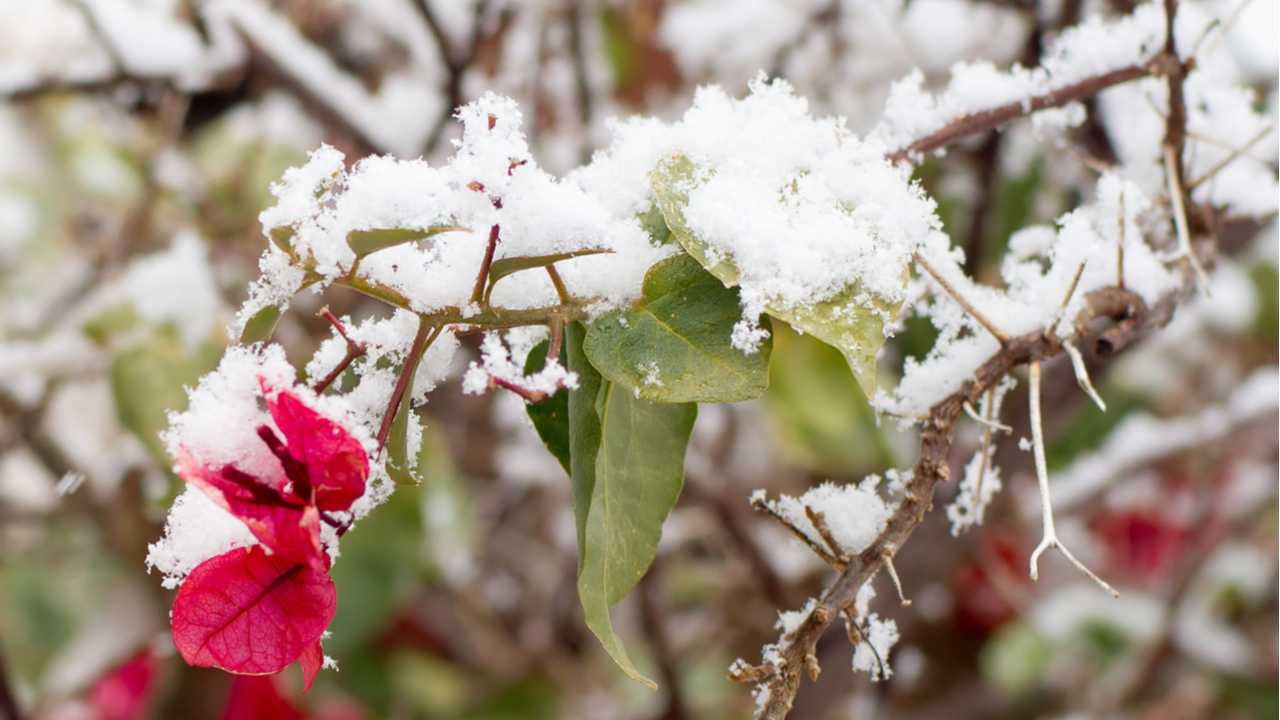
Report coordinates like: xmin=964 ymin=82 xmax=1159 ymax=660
xmin=742 ymin=5 xmax=1215 ymax=714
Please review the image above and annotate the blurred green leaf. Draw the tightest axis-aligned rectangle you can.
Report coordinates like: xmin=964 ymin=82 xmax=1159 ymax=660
xmin=82 ymin=303 xmax=141 ymax=345
xmin=980 ymin=621 xmax=1051 ymax=696
xmin=1046 ymin=381 xmax=1149 ymax=471
xmin=585 ymin=254 xmax=770 ymax=403
xmin=109 ymin=328 xmax=221 ymax=467
xmin=1249 ymin=262 xmax=1278 ymax=345
xmin=765 ymin=322 xmax=894 ymax=476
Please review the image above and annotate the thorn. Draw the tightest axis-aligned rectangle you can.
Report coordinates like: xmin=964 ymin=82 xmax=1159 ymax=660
xmin=1063 ymin=340 xmax=1107 ymax=412
xmin=915 ymin=253 xmax=1010 ymax=345
xmin=1027 ymin=362 xmax=1119 ymax=597
xmin=963 ymin=401 xmax=1012 ymax=433
xmin=881 ymin=551 xmax=912 ymax=607
xmin=1163 ymin=145 xmax=1212 ymax=295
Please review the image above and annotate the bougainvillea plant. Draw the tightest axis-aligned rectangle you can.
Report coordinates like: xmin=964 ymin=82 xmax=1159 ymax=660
xmin=134 ymin=1 xmax=1275 ymax=717
xmin=169 ymin=380 xmax=367 ymax=687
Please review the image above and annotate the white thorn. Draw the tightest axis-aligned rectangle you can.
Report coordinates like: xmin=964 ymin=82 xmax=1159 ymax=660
xmin=1163 ymin=146 xmax=1212 ymax=296
xmin=1063 ymin=340 xmax=1107 ymax=412
xmin=964 ymin=401 xmax=1012 ymax=433
xmin=1027 ymin=362 xmax=1119 ymax=597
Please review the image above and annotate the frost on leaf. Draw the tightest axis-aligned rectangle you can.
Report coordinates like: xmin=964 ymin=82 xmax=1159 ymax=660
xmin=171 ymin=545 xmax=336 ymax=678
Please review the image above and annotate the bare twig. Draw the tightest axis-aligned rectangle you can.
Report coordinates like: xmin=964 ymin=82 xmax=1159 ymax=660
xmin=471 ymin=224 xmax=501 ymax=305
xmin=881 ymin=550 xmax=912 ymax=607
xmin=1186 ymin=124 xmax=1274 ymax=192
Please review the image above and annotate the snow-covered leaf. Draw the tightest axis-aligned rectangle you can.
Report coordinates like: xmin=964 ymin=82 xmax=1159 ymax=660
xmin=652 ymin=153 xmax=902 ymax=395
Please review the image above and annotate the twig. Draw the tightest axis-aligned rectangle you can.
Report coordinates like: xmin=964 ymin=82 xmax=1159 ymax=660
xmin=1117 ymin=188 xmax=1127 ymax=289
xmin=1186 ymin=124 xmax=1274 ymax=192
xmin=313 ymin=308 xmax=367 ymax=394
xmin=1164 ymin=146 xmax=1211 ymax=292
xmin=804 ymin=506 xmax=848 ymax=563
xmin=490 ymin=376 xmax=549 ymax=403
xmin=972 ymin=388 xmax=999 ymax=501
xmin=545 ymin=264 xmax=572 ymax=304
xmin=1026 ymin=361 xmax=1119 ymax=596
xmin=915 ymin=254 xmax=1010 ymax=344
xmin=376 ymin=319 xmax=438 ymax=451
xmin=750 ymin=495 xmax=844 ymax=570
xmin=748 ymin=285 xmax=1174 ymax=718
xmin=470 ymin=224 xmax=501 ymax=305
xmin=1046 ymin=260 xmax=1088 ymax=340
xmin=888 ymin=63 xmax=1154 ymax=163
xmin=963 ymin=400 xmax=1012 ymax=433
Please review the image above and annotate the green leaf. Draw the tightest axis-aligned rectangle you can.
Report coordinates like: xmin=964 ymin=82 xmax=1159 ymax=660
xmin=82 ymin=303 xmax=140 ymax=344
xmin=523 ymin=340 xmax=570 ymax=474
xmin=348 ymin=226 xmax=463 ymax=259
xmin=110 ymin=330 xmax=222 ymax=467
xmin=566 ymin=323 xmax=696 ymax=687
xmin=485 ymin=248 xmax=612 ymax=303
xmin=652 ymin=153 xmax=904 ymax=395
xmin=584 ymin=254 xmax=770 ymax=402
xmin=238 ymin=305 xmax=282 ymax=345
xmin=637 ymin=204 xmax=672 ymax=245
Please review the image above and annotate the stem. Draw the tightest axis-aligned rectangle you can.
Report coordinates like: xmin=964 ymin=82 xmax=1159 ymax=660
xmin=471 ymin=223 xmax=501 ymax=305
xmin=888 ymin=63 xmax=1153 ymax=162
xmin=545 ymin=264 xmax=571 ymax=304
xmin=376 ymin=319 xmax=438 ymax=451
xmin=313 ymin=308 xmax=367 ymax=394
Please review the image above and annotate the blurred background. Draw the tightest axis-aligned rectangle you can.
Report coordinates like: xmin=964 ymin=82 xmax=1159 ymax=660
xmin=0 ymin=1 xmax=1276 ymax=718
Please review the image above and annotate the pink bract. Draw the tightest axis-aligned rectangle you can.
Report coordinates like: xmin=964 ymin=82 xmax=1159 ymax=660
xmin=172 ymin=545 xmax=336 ymax=678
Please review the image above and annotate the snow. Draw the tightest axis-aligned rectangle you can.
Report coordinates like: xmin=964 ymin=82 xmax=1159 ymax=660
xmin=758 ymin=478 xmax=893 ymax=557
xmin=147 ymin=486 xmax=257 ymax=589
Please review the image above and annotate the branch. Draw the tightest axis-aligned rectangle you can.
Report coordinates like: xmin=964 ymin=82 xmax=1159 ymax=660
xmin=887 ymin=62 xmax=1155 ymax=163
xmin=747 ymin=284 xmax=1182 ymax=719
